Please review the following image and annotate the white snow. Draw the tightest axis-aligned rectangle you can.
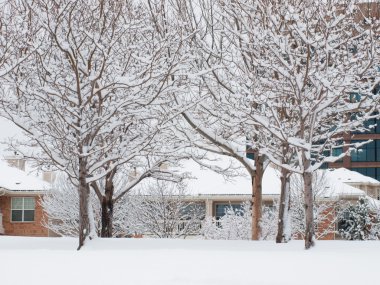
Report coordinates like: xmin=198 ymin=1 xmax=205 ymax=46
xmin=326 ymin=168 xmax=380 ymax=185
xmin=184 ymin=159 xmax=251 ymax=195
xmin=184 ymin=159 xmax=281 ymax=195
xmin=183 ymin=158 xmax=367 ymax=197
xmin=0 ymin=236 xmax=379 ymax=285
xmin=0 ymin=160 xmax=50 ymax=191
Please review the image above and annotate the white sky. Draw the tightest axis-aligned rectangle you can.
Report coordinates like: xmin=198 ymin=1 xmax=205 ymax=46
xmin=0 ymin=117 xmax=24 ymax=156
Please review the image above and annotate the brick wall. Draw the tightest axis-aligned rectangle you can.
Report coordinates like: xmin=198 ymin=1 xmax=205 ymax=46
xmin=315 ymin=205 xmax=337 ymax=240
xmin=0 ymin=195 xmax=49 ymax=237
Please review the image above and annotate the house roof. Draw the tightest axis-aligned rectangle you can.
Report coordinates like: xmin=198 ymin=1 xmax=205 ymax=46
xmin=0 ymin=160 xmax=50 ymax=192
xmin=182 ymin=158 xmax=366 ymax=198
xmin=184 ymin=159 xmax=278 ymax=195
xmin=325 ymin=168 xmax=380 ymax=185
xmin=319 ymin=169 xmax=367 ymax=198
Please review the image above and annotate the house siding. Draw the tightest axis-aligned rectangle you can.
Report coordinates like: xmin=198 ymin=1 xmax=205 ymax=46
xmin=0 ymin=195 xmax=48 ymax=237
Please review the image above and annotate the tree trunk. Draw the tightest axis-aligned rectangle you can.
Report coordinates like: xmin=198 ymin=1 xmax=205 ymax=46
xmin=303 ymin=160 xmax=314 ymax=249
xmin=252 ymin=154 xmax=263 ymax=240
xmin=78 ymin=157 xmax=90 ymax=250
xmin=276 ymin=168 xmax=291 ymax=243
xmin=101 ymin=179 xmax=114 ymax=238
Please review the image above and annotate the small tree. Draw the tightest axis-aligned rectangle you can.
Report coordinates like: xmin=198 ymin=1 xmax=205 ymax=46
xmin=121 ymin=180 xmax=205 ymax=238
xmin=338 ymin=198 xmax=380 ymax=240
xmin=260 ymin=203 xmax=279 ymax=241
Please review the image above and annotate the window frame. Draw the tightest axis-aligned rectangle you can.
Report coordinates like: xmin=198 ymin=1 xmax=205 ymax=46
xmin=11 ymin=197 xmax=36 ymax=223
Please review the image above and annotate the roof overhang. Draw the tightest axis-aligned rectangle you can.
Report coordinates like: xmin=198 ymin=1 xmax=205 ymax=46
xmin=0 ymin=187 xmax=47 ymax=196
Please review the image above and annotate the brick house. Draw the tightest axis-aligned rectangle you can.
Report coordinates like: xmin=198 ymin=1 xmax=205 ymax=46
xmin=0 ymin=159 xmax=51 ymax=236
xmin=181 ymin=159 xmax=377 ymax=240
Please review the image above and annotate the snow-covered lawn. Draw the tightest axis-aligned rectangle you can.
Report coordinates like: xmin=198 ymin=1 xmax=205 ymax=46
xmin=0 ymin=237 xmax=378 ymax=285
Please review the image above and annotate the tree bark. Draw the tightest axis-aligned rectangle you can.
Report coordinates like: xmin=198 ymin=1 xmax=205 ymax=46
xmin=78 ymin=157 xmax=90 ymax=250
xmin=101 ymin=177 xmax=114 ymax=238
xmin=252 ymin=153 xmax=263 ymax=240
xmin=303 ymin=159 xmax=315 ymax=249
xmin=276 ymin=168 xmax=290 ymax=243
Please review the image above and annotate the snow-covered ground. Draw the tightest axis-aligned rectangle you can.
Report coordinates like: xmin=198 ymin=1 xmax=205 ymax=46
xmin=0 ymin=237 xmax=379 ymax=285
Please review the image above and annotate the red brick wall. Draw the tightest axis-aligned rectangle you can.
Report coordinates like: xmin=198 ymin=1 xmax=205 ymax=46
xmin=316 ymin=205 xmax=336 ymax=240
xmin=0 ymin=195 xmax=49 ymax=237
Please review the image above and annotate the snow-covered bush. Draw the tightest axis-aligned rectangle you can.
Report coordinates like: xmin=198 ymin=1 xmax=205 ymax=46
xmin=260 ymin=203 xmax=279 ymax=240
xmin=201 ymin=202 xmax=251 ymax=240
xmin=41 ymin=175 xmax=101 ymax=237
xmin=119 ymin=180 xmax=205 ymax=238
xmin=338 ymin=198 xmax=380 ymax=240
xmin=42 ymin=177 xmax=203 ymax=238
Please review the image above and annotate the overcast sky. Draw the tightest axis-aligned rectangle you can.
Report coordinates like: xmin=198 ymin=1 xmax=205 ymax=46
xmin=0 ymin=117 xmax=24 ymax=156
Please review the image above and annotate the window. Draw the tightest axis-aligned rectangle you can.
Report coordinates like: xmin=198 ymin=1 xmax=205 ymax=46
xmin=180 ymin=203 xmax=206 ymax=220
xmin=349 ymin=92 xmax=361 ymax=103
xmin=330 ymin=146 xmax=343 ymax=163
xmin=352 ymin=114 xmax=380 ymax=134
xmin=215 ymin=203 xmax=243 ymax=220
xmin=11 ymin=197 xmax=35 ymax=222
xmin=351 ymin=167 xmax=380 ymax=182
xmin=350 ymin=140 xmax=379 ymax=162
xmin=318 ymin=144 xmax=343 ymax=168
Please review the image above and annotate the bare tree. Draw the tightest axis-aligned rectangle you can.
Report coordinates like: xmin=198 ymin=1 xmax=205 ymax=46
xmin=168 ymin=0 xmax=269 ymax=241
xmin=207 ymin=0 xmax=380 ymax=248
xmin=0 ymin=0 xmax=188 ymax=249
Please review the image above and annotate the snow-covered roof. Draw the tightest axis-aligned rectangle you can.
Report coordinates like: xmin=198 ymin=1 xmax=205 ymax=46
xmin=182 ymin=158 xmax=366 ymax=198
xmin=0 ymin=160 xmax=50 ymax=192
xmin=318 ymin=169 xmax=366 ymax=198
xmin=185 ymin=159 xmax=280 ymax=195
xmin=184 ymin=158 xmax=251 ymax=195
xmin=326 ymin=168 xmax=380 ymax=185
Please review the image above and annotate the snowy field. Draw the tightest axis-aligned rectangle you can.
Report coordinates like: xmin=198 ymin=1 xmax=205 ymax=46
xmin=0 ymin=237 xmax=379 ymax=285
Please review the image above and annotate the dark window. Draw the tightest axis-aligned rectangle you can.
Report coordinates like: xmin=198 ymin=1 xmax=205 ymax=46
xmin=215 ymin=203 xmax=243 ymax=220
xmin=181 ymin=203 xmax=205 ymax=220
xmin=11 ymin=197 xmax=35 ymax=222
xmin=350 ymin=140 xmax=378 ymax=162
xmin=246 ymin=145 xmax=255 ymax=160
xmin=352 ymin=114 xmax=380 ymax=134
xmin=351 ymin=167 xmax=380 ymax=182
xmin=331 ymin=146 xmax=343 ymax=163
xmin=349 ymin=93 xmax=361 ymax=103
